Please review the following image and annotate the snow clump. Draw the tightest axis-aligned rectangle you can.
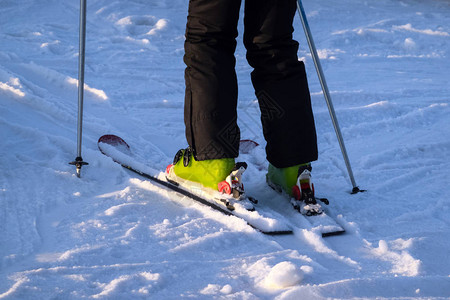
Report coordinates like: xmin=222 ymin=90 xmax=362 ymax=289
xmin=262 ymin=261 xmax=304 ymax=289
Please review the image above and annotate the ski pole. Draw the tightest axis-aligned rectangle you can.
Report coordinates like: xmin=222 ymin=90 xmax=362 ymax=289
xmin=70 ymin=0 xmax=89 ymax=177
xmin=296 ymin=0 xmax=363 ymax=193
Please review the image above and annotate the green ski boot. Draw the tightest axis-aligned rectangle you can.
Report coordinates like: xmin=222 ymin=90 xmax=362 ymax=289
xmin=166 ymin=148 xmax=255 ymax=210
xmin=267 ymin=163 xmax=328 ymax=215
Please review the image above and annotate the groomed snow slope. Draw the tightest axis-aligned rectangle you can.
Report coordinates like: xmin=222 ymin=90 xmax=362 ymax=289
xmin=0 ymin=0 xmax=449 ymax=299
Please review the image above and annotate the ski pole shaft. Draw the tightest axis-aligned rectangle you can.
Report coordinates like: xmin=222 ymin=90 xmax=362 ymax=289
xmin=296 ymin=0 xmax=361 ymax=193
xmin=70 ymin=0 xmax=88 ymax=177
xmin=76 ymin=0 xmax=87 ymax=158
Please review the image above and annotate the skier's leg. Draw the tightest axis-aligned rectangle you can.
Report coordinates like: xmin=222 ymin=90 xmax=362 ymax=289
xmin=184 ymin=0 xmax=242 ymax=161
xmin=244 ymin=0 xmax=318 ymax=168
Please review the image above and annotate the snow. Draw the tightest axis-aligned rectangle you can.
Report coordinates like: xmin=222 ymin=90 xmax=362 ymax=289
xmin=0 ymin=0 xmax=449 ymax=299
xmin=261 ymin=261 xmax=304 ymax=290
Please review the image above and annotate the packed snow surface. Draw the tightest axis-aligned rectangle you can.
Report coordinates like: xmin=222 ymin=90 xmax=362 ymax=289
xmin=1 ymin=0 xmax=449 ymax=299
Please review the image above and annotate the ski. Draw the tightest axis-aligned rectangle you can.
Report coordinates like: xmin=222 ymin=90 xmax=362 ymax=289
xmin=98 ymin=135 xmax=293 ymax=235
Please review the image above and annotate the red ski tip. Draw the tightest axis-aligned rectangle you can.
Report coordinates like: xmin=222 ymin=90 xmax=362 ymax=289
xmin=98 ymin=134 xmax=131 ymax=156
xmin=98 ymin=134 xmax=130 ymax=148
xmin=239 ymin=139 xmax=259 ymax=154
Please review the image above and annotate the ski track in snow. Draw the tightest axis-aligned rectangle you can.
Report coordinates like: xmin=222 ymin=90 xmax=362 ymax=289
xmin=1 ymin=0 xmax=450 ymax=299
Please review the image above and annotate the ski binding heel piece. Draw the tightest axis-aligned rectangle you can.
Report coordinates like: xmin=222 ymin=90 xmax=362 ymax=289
xmin=291 ymin=167 xmax=328 ymax=216
xmin=217 ymin=162 xmax=256 ymax=211
xmin=219 ymin=162 xmax=251 ymax=200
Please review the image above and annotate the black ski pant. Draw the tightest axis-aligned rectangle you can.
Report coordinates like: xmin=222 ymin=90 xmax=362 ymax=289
xmin=184 ymin=0 xmax=318 ymax=168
